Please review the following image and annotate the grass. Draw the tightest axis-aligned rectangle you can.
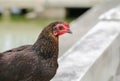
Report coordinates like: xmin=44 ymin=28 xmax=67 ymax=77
xmin=0 ymin=16 xmax=75 ymax=51
xmin=0 ymin=15 xmax=74 ymax=30
xmin=0 ymin=15 xmax=75 ymax=37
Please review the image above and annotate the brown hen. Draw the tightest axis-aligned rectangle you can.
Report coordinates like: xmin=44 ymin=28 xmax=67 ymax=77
xmin=0 ymin=21 xmax=72 ymax=81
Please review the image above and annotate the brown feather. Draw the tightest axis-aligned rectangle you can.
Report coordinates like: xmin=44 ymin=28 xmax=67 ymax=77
xmin=0 ymin=21 xmax=70 ymax=81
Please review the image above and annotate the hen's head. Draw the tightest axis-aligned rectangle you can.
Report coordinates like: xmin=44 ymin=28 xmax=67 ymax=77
xmin=47 ymin=21 xmax=72 ymax=37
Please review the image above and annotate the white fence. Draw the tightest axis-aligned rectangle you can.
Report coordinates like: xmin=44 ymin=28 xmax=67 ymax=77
xmin=51 ymin=6 xmax=120 ymax=81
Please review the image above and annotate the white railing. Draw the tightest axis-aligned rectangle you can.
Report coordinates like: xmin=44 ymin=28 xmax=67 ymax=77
xmin=51 ymin=6 xmax=120 ymax=81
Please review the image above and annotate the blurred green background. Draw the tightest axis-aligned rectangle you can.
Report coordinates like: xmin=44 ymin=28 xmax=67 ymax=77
xmin=0 ymin=12 xmax=74 ymax=52
xmin=0 ymin=0 xmax=90 ymax=52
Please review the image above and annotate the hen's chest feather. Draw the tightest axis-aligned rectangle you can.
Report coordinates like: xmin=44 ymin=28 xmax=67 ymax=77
xmin=0 ymin=51 xmax=58 ymax=81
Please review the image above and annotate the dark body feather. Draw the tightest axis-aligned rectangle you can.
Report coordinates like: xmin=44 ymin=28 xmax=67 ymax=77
xmin=0 ymin=23 xmax=59 ymax=81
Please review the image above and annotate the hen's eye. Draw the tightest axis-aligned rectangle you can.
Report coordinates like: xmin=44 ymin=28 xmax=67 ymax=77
xmin=59 ymin=26 xmax=63 ymax=30
xmin=53 ymin=27 xmax=57 ymax=30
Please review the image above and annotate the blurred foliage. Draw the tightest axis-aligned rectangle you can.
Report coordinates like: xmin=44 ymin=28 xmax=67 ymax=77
xmin=9 ymin=16 xmax=74 ymax=27
xmin=0 ymin=15 xmax=75 ymax=31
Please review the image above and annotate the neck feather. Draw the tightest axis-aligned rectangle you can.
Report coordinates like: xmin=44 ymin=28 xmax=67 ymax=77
xmin=32 ymin=29 xmax=59 ymax=59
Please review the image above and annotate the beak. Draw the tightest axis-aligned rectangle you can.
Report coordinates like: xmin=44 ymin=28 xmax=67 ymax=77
xmin=67 ymin=29 xmax=72 ymax=34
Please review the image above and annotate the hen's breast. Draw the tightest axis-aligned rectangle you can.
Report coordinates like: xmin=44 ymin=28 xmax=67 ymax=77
xmin=31 ymin=57 xmax=58 ymax=81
